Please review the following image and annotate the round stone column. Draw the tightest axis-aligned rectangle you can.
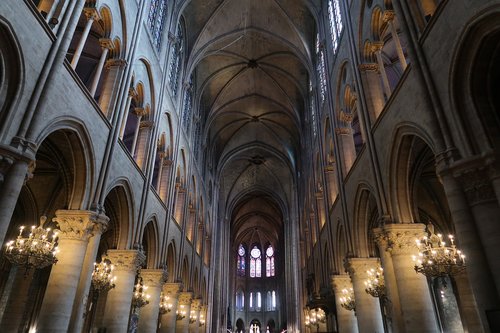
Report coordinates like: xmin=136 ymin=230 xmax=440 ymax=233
xmin=100 ymin=249 xmax=146 ymax=333
xmin=330 ymin=275 xmax=358 ymax=333
xmin=159 ymin=283 xmax=182 ymax=333
xmin=177 ymin=292 xmax=193 ymax=333
xmin=37 ymin=210 xmax=99 ymax=333
xmin=137 ymin=269 xmax=168 ymax=333
xmin=345 ymin=258 xmax=385 ymax=333
xmin=381 ymin=223 xmax=440 ymax=332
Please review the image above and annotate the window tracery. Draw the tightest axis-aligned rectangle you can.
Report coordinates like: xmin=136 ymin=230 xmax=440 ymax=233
xmin=328 ymin=0 xmax=343 ymax=53
xmin=168 ymin=22 xmax=183 ymax=96
xmin=148 ymin=0 xmax=168 ymax=50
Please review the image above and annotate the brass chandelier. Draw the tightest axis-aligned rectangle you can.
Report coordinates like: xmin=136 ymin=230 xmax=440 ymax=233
xmin=4 ymin=216 xmax=59 ymax=272
xmin=132 ymin=275 xmax=150 ymax=309
xmin=91 ymin=259 xmax=116 ymax=293
xmin=339 ymin=288 xmax=355 ymax=311
xmin=413 ymin=223 xmax=466 ymax=278
xmin=364 ymin=267 xmax=386 ymax=298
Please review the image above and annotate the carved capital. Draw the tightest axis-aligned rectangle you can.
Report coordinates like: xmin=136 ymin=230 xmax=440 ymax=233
xmin=178 ymin=291 xmax=193 ymax=305
xmin=104 ymin=249 xmax=146 ymax=272
xmin=53 ymin=210 xmax=104 ymax=241
xmin=383 ymin=10 xmax=396 ymax=23
xmin=330 ymin=274 xmax=353 ymax=293
xmin=191 ymin=298 xmax=202 ymax=311
xmin=344 ymin=257 xmax=381 ymax=280
xmin=455 ymin=167 xmax=496 ymax=205
xmin=105 ymin=58 xmax=128 ymax=69
xmin=99 ymin=38 xmax=114 ymax=50
xmin=140 ymin=120 xmax=154 ymax=129
xmin=83 ymin=7 xmax=100 ymax=21
xmin=133 ymin=107 xmax=147 ymax=117
xmin=24 ymin=160 xmax=36 ymax=184
xmin=335 ymin=127 xmax=351 ymax=135
xmin=141 ymin=269 xmax=168 ymax=288
xmin=359 ymin=63 xmax=379 ymax=72
xmin=340 ymin=110 xmax=354 ymax=123
xmin=371 ymin=41 xmax=384 ymax=53
xmin=163 ymin=282 xmax=183 ymax=296
xmin=162 ymin=158 xmax=173 ymax=167
xmin=377 ymin=223 xmax=426 ymax=255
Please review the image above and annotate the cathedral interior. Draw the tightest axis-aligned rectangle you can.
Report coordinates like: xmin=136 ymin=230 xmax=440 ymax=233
xmin=1 ymin=0 xmax=500 ymax=332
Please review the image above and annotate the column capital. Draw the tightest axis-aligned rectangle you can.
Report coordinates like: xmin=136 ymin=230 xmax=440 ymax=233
xmin=330 ymin=274 xmax=353 ymax=292
xmin=162 ymin=158 xmax=173 ymax=167
xmin=344 ymin=257 xmax=381 ymax=280
xmin=141 ymin=269 xmax=168 ymax=288
xmin=99 ymin=38 xmax=114 ymax=50
xmin=163 ymin=282 xmax=183 ymax=296
xmin=375 ymin=223 xmax=426 ymax=255
xmin=454 ymin=164 xmax=496 ymax=205
xmin=105 ymin=58 xmax=128 ymax=69
xmin=383 ymin=10 xmax=396 ymax=23
xmin=335 ymin=127 xmax=352 ymax=135
xmin=83 ymin=7 xmax=100 ymax=21
xmin=359 ymin=63 xmax=379 ymax=72
xmin=140 ymin=120 xmax=154 ymax=129
xmin=133 ymin=107 xmax=147 ymax=117
xmin=371 ymin=41 xmax=384 ymax=53
xmin=178 ymin=291 xmax=193 ymax=305
xmin=104 ymin=249 xmax=145 ymax=272
xmin=340 ymin=110 xmax=354 ymax=123
xmin=53 ymin=209 xmax=108 ymax=241
xmin=191 ymin=298 xmax=202 ymax=311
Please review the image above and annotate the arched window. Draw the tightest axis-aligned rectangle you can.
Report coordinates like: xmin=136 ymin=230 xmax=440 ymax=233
xmin=265 ymin=245 xmax=275 ymax=277
xmin=168 ymin=22 xmax=184 ymax=96
xmin=147 ymin=0 xmax=168 ymax=50
xmin=272 ymin=290 xmax=276 ymax=310
xmin=250 ymin=246 xmax=261 ymax=278
xmin=237 ymin=244 xmax=246 ymax=276
xmin=236 ymin=290 xmax=244 ymax=311
xmin=249 ymin=291 xmax=254 ymax=310
xmin=316 ymin=34 xmax=327 ymax=104
xmin=256 ymin=291 xmax=262 ymax=311
xmin=328 ymin=0 xmax=343 ymax=53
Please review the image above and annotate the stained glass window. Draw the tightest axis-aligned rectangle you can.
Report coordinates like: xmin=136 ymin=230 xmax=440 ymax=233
xmin=328 ymin=0 xmax=343 ymax=54
xmin=147 ymin=0 xmax=168 ymax=50
xmin=182 ymin=75 xmax=193 ymax=132
xmin=168 ymin=22 xmax=183 ymax=96
xmin=237 ymin=244 xmax=246 ymax=276
xmin=250 ymin=246 xmax=261 ymax=278
xmin=265 ymin=245 xmax=275 ymax=277
xmin=316 ymin=34 xmax=327 ymax=104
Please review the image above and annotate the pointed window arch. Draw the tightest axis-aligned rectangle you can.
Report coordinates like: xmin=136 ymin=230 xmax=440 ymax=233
xmin=265 ymin=245 xmax=275 ymax=277
xmin=250 ymin=246 xmax=261 ymax=278
xmin=237 ymin=244 xmax=246 ymax=276
xmin=147 ymin=0 xmax=168 ymax=50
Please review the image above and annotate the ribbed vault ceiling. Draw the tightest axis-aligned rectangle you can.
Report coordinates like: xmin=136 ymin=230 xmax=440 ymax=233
xmin=184 ymin=0 xmax=318 ymax=237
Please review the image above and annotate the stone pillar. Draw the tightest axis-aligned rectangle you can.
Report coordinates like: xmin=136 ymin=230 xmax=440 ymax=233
xmin=89 ymin=38 xmax=113 ymax=97
xmin=159 ymin=158 xmax=173 ymax=202
xmin=371 ymin=42 xmax=392 ymax=99
xmin=138 ymin=269 xmax=168 ymax=333
xmin=325 ymin=167 xmax=338 ymax=206
xmin=174 ymin=187 xmax=186 ymax=225
xmin=119 ymin=88 xmax=136 ymax=139
xmin=345 ymin=258 xmax=384 ymax=333
xmin=135 ymin=120 xmax=154 ymax=169
xmin=68 ymin=213 xmax=109 ymax=333
xmin=100 ymin=250 xmax=146 ymax=333
xmin=383 ymin=11 xmax=407 ymax=70
xmin=177 ymin=292 xmax=193 ymax=333
xmin=0 ymin=156 xmax=33 ymax=246
xmin=189 ymin=298 xmax=202 ymax=333
xmin=439 ymin=168 xmax=500 ymax=332
xmin=130 ymin=107 xmax=146 ymax=156
xmin=71 ymin=8 xmax=99 ymax=69
xmin=37 ymin=210 xmax=100 ymax=333
xmin=373 ymin=228 xmax=405 ymax=333
xmin=186 ymin=208 xmax=196 ymax=242
xmin=98 ymin=59 xmax=127 ymax=115
xmin=0 ymin=268 xmax=35 ymax=331
xmin=159 ymin=283 xmax=182 ymax=333
xmin=359 ymin=63 xmax=385 ymax=119
xmin=331 ymin=275 xmax=358 ymax=333
xmin=381 ymin=223 xmax=440 ymax=332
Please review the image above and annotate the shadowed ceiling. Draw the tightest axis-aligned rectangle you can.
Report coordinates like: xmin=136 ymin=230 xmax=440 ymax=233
xmin=183 ymin=0 xmax=319 ymax=241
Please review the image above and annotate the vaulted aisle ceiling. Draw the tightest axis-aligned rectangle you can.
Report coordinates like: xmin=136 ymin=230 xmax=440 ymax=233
xmin=184 ymin=0 xmax=318 ymax=232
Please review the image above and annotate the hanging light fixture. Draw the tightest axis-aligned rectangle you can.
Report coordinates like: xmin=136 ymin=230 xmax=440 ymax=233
xmin=176 ymin=304 xmax=187 ymax=320
xmin=4 ymin=216 xmax=59 ymax=272
xmin=364 ymin=267 xmax=386 ymax=298
xmin=159 ymin=292 xmax=173 ymax=314
xmin=189 ymin=310 xmax=197 ymax=324
xmin=91 ymin=259 xmax=116 ymax=293
xmin=413 ymin=223 xmax=466 ymax=278
xmin=199 ymin=313 xmax=205 ymax=327
xmin=132 ymin=275 xmax=150 ymax=309
xmin=339 ymin=288 xmax=355 ymax=311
